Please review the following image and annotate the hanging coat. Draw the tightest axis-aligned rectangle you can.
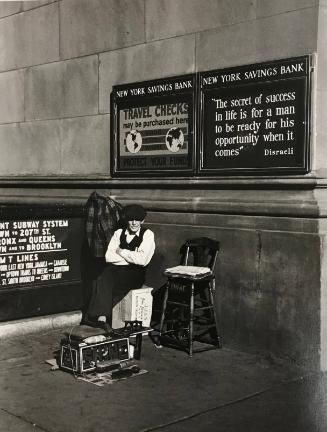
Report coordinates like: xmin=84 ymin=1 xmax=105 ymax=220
xmin=85 ymin=191 xmax=123 ymax=258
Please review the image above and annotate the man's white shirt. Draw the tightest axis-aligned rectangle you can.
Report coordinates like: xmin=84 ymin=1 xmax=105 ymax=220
xmin=105 ymin=228 xmax=155 ymax=266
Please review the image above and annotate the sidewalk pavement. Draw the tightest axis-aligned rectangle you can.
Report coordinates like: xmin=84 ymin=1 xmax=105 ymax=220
xmin=0 ymin=325 xmax=326 ymax=432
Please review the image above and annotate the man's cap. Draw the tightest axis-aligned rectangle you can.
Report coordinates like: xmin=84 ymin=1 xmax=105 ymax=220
xmin=123 ymin=204 xmax=147 ymax=221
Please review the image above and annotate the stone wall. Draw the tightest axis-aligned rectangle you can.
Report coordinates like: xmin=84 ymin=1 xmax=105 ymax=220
xmin=0 ymin=0 xmax=319 ymax=176
xmin=0 ymin=0 xmax=326 ymax=370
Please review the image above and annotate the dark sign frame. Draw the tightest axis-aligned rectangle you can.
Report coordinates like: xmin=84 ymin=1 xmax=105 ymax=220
xmin=0 ymin=204 xmax=85 ymax=322
xmin=110 ymin=74 xmax=196 ymax=177
xmin=198 ymin=56 xmax=312 ymax=175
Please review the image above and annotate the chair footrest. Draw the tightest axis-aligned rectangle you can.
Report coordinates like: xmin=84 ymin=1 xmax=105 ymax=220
xmin=166 ymin=300 xmax=190 ymax=307
xmin=166 ymin=302 xmax=214 ymax=309
xmin=194 ymin=305 xmax=214 ymax=311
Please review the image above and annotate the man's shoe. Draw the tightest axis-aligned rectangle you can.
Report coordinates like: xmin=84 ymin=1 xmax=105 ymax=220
xmin=97 ymin=321 xmax=113 ymax=334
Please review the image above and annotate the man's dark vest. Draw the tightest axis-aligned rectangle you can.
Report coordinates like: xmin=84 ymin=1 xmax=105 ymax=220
xmin=119 ymin=227 xmax=147 ymax=253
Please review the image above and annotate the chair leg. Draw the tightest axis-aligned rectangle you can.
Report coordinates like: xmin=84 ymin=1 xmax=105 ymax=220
xmin=209 ymin=278 xmax=222 ymax=348
xmin=189 ymin=282 xmax=195 ymax=357
xmin=159 ymin=282 xmax=170 ymax=337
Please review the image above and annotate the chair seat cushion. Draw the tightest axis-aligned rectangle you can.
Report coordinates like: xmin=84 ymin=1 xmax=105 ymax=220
xmin=165 ymin=265 xmax=212 ymax=278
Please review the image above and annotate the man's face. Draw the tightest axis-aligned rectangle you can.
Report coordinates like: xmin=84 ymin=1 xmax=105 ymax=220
xmin=127 ymin=220 xmax=143 ymax=233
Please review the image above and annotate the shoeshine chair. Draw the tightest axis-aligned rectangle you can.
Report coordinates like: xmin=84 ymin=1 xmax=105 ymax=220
xmin=159 ymin=237 xmax=222 ymax=356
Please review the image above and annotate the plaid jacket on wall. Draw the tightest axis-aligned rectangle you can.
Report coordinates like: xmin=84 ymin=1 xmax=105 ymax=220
xmin=85 ymin=192 xmax=123 ymax=258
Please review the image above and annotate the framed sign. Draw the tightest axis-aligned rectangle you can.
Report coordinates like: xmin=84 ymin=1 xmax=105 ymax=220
xmin=0 ymin=217 xmax=82 ymax=290
xmin=199 ymin=56 xmax=312 ymax=175
xmin=110 ymin=75 xmax=196 ymax=176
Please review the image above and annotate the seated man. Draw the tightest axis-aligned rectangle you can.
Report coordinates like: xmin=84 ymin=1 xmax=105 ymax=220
xmin=92 ymin=204 xmax=155 ymax=331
